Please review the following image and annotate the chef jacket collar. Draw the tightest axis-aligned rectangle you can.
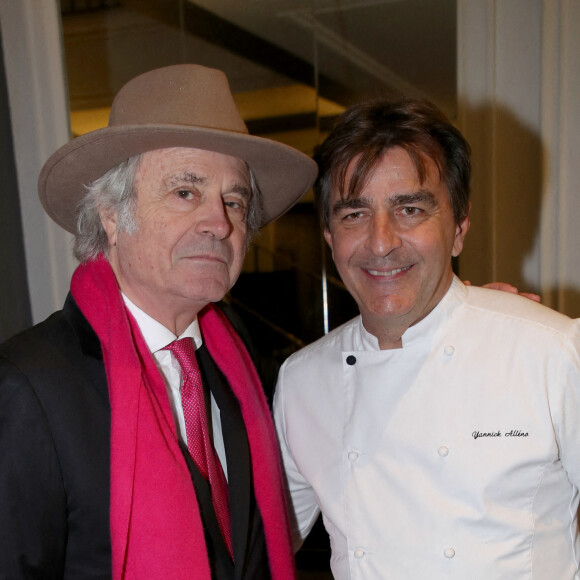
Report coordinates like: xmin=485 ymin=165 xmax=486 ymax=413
xmin=356 ymin=275 xmax=466 ymax=351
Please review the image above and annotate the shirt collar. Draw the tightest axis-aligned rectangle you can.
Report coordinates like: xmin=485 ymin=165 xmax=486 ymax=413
xmin=122 ymin=294 xmax=203 ymax=353
xmin=356 ymin=275 xmax=466 ymax=351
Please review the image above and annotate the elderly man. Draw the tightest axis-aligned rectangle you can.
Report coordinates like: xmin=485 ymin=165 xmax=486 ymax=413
xmin=273 ymin=98 xmax=580 ymax=579
xmin=0 ymin=64 xmax=317 ymax=579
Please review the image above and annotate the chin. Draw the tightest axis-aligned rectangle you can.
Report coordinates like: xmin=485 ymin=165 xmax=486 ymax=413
xmin=170 ymin=279 xmax=227 ymax=304
xmin=194 ymin=284 xmax=232 ymax=304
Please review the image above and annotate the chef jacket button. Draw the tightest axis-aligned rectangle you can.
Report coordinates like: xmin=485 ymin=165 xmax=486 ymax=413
xmin=354 ymin=548 xmax=365 ymax=559
xmin=444 ymin=547 xmax=456 ymax=559
xmin=438 ymin=446 xmax=449 ymax=457
xmin=444 ymin=345 xmax=455 ymax=356
xmin=346 ymin=355 xmax=357 ymax=365
xmin=348 ymin=451 xmax=359 ymax=461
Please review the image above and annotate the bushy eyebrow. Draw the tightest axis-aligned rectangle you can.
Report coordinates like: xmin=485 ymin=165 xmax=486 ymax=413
xmin=167 ymin=172 xmax=251 ymax=199
xmin=389 ymin=191 xmax=438 ymax=209
xmin=331 ymin=196 xmax=372 ymax=216
xmin=331 ymin=190 xmax=438 ymax=216
xmin=167 ymin=172 xmax=205 ymax=187
xmin=229 ymin=183 xmax=251 ymax=199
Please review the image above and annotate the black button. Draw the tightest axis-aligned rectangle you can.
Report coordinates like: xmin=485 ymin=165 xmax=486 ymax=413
xmin=346 ymin=355 xmax=357 ymax=365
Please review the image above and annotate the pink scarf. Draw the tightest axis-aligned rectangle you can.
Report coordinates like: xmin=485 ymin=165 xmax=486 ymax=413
xmin=70 ymin=256 xmax=296 ymax=579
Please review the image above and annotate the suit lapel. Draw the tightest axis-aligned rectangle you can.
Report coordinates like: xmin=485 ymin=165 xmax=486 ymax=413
xmin=62 ymin=294 xmax=109 ymax=406
xmin=62 ymin=295 xmax=265 ymax=577
xmin=196 ymin=344 xmax=252 ymax=576
xmin=62 ymin=294 xmax=104 ymax=361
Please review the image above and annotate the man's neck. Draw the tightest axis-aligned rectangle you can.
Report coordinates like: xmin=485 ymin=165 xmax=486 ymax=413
xmin=365 ymin=274 xmax=455 ymax=350
xmin=121 ymin=291 xmax=204 ymax=337
xmin=123 ymin=294 xmax=203 ymax=352
xmin=363 ymin=301 xmax=442 ymax=351
xmin=377 ymin=335 xmax=404 ymax=350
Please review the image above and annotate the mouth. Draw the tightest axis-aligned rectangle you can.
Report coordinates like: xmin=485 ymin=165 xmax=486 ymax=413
xmin=365 ymin=265 xmax=412 ymax=277
xmin=184 ymin=254 xmax=228 ymax=265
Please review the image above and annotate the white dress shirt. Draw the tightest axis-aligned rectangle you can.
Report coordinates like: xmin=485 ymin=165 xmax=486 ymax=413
xmin=123 ymin=295 xmax=228 ymax=478
xmin=274 ymin=277 xmax=580 ymax=579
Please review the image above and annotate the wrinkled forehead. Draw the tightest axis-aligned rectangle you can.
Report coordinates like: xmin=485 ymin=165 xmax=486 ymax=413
xmin=139 ymin=146 xmax=247 ymax=170
xmin=135 ymin=146 xmax=251 ymax=189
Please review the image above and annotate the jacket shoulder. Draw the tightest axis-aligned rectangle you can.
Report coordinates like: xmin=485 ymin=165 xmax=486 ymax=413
xmin=0 ymin=294 xmax=112 ymax=577
xmin=0 ymin=294 xmax=102 ymax=372
xmin=464 ymin=286 xmax=579 ymax=338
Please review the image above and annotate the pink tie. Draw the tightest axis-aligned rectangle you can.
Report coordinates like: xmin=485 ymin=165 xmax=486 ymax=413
xmin=165 ymin=338 xmax=233 ymax=559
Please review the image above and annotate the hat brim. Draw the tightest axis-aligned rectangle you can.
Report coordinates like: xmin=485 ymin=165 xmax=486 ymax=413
xmin=38 ymin=125 xmax=318 ymax=233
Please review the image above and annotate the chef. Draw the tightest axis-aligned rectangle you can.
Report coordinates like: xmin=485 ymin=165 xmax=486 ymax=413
xmin=274 ymin=96 xmax=580 ymax=580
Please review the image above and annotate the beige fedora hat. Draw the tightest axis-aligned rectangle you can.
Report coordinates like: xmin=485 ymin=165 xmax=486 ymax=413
xmin=38 ymin=64 xmax=318 ymax=232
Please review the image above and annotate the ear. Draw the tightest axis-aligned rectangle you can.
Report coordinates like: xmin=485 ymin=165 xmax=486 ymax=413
xmin=323 ymin=228 xmax=334 ymax=254
xmin=99 ymin=207 xmax=119 ymax=247
xmin=452 ymin=206 xmax=470 ymax=258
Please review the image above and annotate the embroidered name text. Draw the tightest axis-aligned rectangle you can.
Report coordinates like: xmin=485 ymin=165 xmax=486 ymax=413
xmin=472 ymin=430 xmax=529 ymax=440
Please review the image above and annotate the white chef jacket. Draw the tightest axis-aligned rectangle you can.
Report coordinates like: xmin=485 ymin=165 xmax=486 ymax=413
xmin=273 ymin=277 xmax=580 ymax=580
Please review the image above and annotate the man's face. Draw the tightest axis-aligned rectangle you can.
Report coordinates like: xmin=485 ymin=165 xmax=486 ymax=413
xmin=102 ymin=147 xmax=250 ymax=332
xmin=324 ymin=146 xmax=469 ymax=346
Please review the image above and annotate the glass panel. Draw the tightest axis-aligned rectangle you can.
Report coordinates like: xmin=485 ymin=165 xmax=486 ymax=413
xmin=59 ymin=1 xmax=456 ymax=574
xmin=59 ymin=0 xmax=457 ymax=368
xmin=311 ymin=0 xmax=457 ymax=115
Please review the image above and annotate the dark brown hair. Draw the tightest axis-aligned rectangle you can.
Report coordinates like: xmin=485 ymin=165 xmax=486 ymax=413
xmin=314 ymin=97 xmax=471 ymax=229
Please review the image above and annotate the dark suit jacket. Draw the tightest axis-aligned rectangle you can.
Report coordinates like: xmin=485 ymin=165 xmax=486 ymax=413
xmin=0 ymin=294 xmax=270 ymax=579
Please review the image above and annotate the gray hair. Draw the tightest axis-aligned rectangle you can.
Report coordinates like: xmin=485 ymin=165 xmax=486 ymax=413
xmin=245 ymin=168 xmax=264 ymax=245
xmin=73 ymin=153 xmax=264 ymax=263
xmin=73 ymin=156 xmax=141 ymax=262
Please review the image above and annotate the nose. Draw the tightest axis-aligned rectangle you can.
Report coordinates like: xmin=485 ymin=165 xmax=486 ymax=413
xmin=365 ymin=211 xmax=402 ymax=257
xmin=194 ymin=195 xmax=232 ymax=240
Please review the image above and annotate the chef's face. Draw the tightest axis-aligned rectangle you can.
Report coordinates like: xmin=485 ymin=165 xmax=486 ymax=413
xmin=324 ymin=146 xmax=469 ymax=344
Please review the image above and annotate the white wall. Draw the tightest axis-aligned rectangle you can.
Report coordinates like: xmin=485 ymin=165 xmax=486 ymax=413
xmin=457 ymin=0 xmax=580 ymax=316
xmin=0 ymin=0 xmax=76 ymax=324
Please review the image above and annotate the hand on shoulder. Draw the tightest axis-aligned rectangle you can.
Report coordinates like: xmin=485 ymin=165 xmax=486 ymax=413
xmin=462 ymin=280 xmax=541 ymax=303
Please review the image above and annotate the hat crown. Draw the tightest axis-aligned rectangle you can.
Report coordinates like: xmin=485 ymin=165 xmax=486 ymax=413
xmin=39 ymin=63 xmax=317 ymax=233
xmin=108 ymin=64 xmax=249 ymax=135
